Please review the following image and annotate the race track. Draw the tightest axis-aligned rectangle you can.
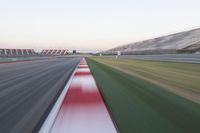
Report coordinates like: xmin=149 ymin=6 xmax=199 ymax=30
xmin=0 ymin=57 xmax=80 ymax=133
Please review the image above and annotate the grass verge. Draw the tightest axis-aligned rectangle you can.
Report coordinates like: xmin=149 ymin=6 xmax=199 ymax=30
xmin=89 ymin=57 xmax=200 ymax=103
xmin=87 ymin=58 xmax=200 ymax=133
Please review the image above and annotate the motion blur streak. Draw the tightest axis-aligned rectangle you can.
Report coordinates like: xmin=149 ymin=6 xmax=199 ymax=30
xmin=50 ymin=58 xmax=117 ymax=133
xmin=0 ymin=57 xmax=80 ymax=133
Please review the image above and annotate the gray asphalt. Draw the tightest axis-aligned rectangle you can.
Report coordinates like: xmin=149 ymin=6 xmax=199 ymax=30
xmin=0 ymin=57 xmax=80 ymax=133
xmin=117 ymin=54 xmax=200 ymax=63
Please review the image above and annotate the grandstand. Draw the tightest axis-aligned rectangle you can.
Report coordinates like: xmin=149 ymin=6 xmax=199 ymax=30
xmin=0 ymin=49 xmax=70 ymax=57
xmin=0 ymin=49 xmax=36 ymax=57
xmin=40 ymin=49 xmax=69 ymax=56
xmin=104 ymin=28 xmax=200 ymax=55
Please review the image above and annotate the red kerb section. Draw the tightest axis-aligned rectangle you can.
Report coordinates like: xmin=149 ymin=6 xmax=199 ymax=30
xmin=63 ymin=69 xmax=102 ymax=106
xmin=74 ymin=71 xmax=91 ymax=76
xmin=63 ymin=85 xmax=102 ymax=106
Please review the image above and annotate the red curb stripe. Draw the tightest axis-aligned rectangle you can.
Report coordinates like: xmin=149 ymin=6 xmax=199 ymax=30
xmin=0 ymin=60 xmax=32 ymax=64
xmin=74 ymin=71 xmax=91 ymax=76
xmin=62 ymin=85 xmax=102 ymax=106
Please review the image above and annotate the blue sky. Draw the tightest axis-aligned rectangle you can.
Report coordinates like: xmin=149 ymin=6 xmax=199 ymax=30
xmin=0 ymin=0 xmax=200 ymax=51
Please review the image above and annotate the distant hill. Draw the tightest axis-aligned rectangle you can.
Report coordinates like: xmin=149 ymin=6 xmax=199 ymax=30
xmin=104 ymin=28 xmax=200 ymax=55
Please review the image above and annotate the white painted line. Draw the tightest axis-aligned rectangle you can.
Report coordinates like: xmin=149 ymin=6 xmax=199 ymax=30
xmin=39 ymin=65 xmax=78 ymax=133
xmin=78 ymin=64 xmax=88 ymax=67
xmin=76 ymin=68 xmax=90 ymax=73
xmin=72 ymin=75 xmax=97 ymax=92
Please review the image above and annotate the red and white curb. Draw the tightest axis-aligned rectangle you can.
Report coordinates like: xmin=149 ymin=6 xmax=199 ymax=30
xmin=39 ymin=62 xmax=78 ymax=133
xmin=40 ymin=58 xmax=117 ymax=133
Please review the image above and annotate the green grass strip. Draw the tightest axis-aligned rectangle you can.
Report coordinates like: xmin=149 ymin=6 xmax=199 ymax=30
xmin=89 ymin=57 xmax=200 ymax=94
xmin=87 ymin=58 xmax=200 ymax=133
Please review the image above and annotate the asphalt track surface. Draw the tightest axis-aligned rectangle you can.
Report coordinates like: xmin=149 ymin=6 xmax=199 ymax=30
xmin=0 ymin=57 xmax=80 ymax=133
xmin=117 ymin=54 xmax=200 ymax=63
